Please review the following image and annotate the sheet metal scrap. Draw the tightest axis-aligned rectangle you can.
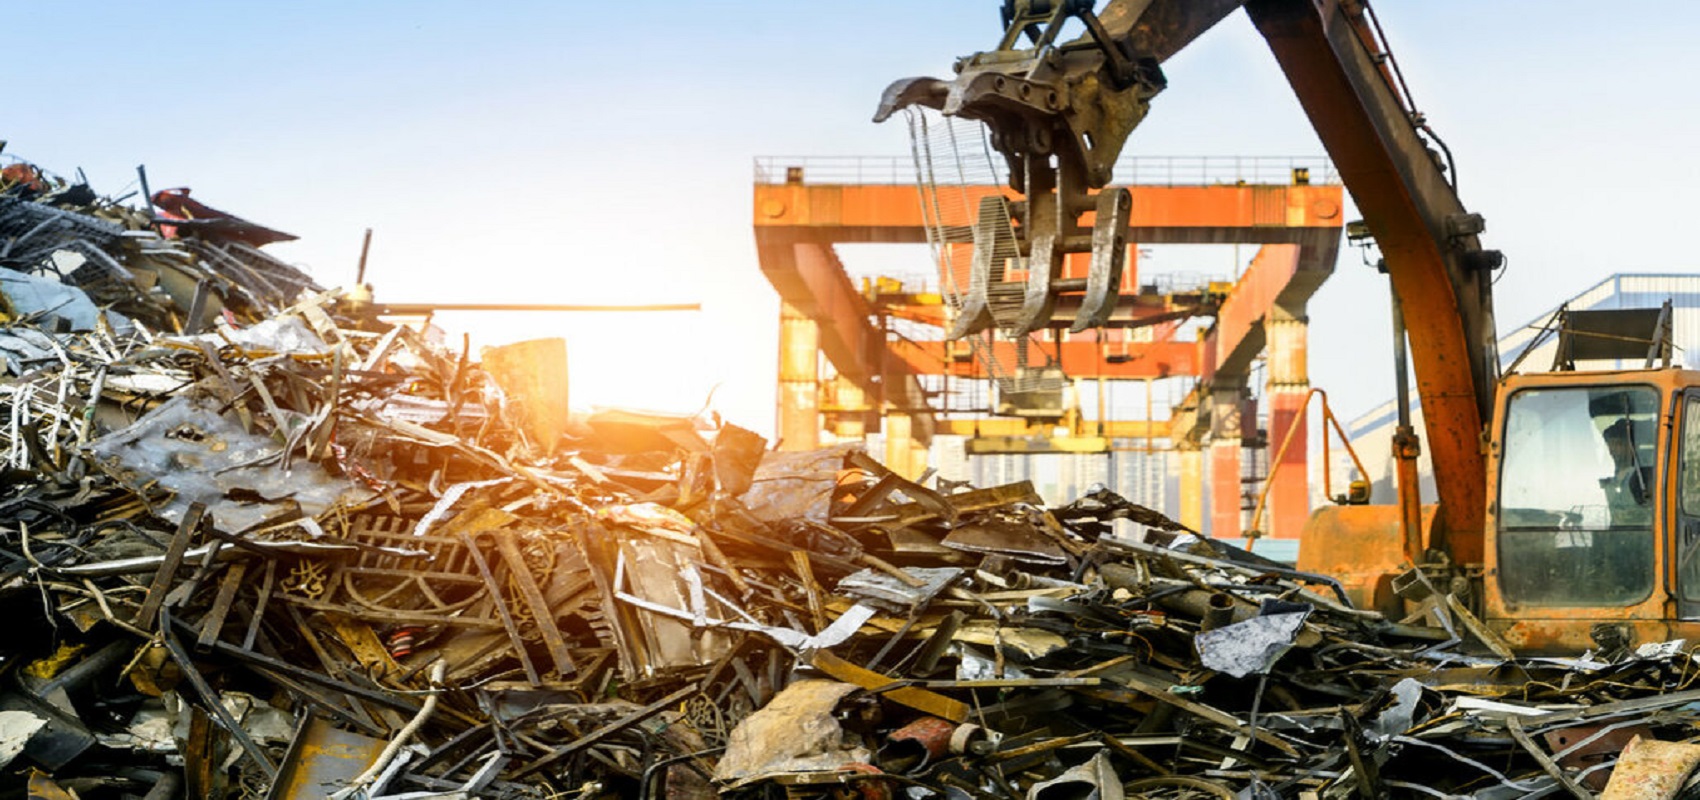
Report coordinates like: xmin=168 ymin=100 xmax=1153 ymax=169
xmin=12 ymin=155 xmax=1700 ymax=800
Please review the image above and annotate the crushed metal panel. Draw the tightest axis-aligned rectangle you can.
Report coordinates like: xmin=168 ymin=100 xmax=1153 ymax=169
xmin=581 ymin=407 xmax=706 ymax=454
xmin=836 ymin=566 xmax=963 ymax=612
xmin=86 ymin=391 xmax=373 ymax=531
xmin=266 ymin=716 xmax=385 ymax=800
xmin=480 ymin=338 xmax=569 ymax=456
xmin=1370 ymin=678 xmax=1424 ymax=740
xmin=0 ymin=267 xmax=109 ymax=332
xmin=0 ymin=711 xmax=45 ymax=771
xmin=0 ymin=684 xmax=96 ymax=769
xmin=1027 ymin=750 xmax=1123 ymax=800
xmin=742 ymin=444 xmax=859 ymax=524
xmin=1194 ymin=609 xmax=1312 ymax=679
xmin=0 ymin=329 xmax=60 ymax=375
xmin=591 ymin=524 xmax=735 ymax=676
xmin=942 ymin=516 xmax=1068 ymax=564
xmin=956 ymin=647 xmax=1029 ymax=681
xmin=713 ymin=423 xmax=769 ymax=497
xmin=713 ymin=679 xmax=870 ymax=788
xmin=620 ymin=537 xmax=733 ymax=670
xmin=172 ymin=316 xmax=328 ymax=355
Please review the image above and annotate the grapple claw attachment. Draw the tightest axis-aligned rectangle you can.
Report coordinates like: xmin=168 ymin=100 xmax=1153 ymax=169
xmin=873 ymin=77 xmax=951 ymax=123
xmin=945 ymin=195 xmax=1016 ymax=340
xmin=1071 ymin=187 xmax=1131 ymax=333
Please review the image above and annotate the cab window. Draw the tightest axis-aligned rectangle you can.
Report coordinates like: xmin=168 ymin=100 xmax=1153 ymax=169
xmin=1497 ymin=386 xmax=1656 ymax=606
xmin=1682 ymin=396 xmax=1700 ymax=517
xmin=1677 ymin=396 xmax=1700 ymax=600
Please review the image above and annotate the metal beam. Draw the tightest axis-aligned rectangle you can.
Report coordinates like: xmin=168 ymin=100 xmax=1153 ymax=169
xmin=754 ymin=183 xmax=1345 ymax=241
xmin=938 ymin=418 xmax=1166 ymax=439
xmin=888 ymin=338 xmax=1198 ymax=380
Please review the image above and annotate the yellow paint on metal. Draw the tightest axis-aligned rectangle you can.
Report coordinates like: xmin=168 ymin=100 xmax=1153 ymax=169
xmin=23 ymin=643 xmax=85 ymax=681
xmin=811 ymin=651 xmax=969 ymax=723
xmin=964 ymin=436 xmax=1111 ymax=455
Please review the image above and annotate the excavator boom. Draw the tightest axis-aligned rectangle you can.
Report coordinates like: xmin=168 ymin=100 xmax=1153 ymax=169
xmin=879 ymin=0 xmax=1502 ymax=558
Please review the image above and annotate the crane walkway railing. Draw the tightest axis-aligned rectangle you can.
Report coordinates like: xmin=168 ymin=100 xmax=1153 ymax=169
xmin=754 ymin=155 xmax=1338 ymax=187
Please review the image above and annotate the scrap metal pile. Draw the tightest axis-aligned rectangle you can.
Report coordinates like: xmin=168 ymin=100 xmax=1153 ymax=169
xmin=7 ymin=160 xmax=1700 ymax=800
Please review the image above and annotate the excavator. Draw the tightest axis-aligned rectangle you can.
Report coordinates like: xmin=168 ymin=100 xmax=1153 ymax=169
xmin=875 ymin=0 xmax=1699 ymax=654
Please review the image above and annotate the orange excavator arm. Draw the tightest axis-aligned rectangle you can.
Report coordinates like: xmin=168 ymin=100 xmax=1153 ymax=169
xmin=877 ymin=0 xmax=1502 ymax=561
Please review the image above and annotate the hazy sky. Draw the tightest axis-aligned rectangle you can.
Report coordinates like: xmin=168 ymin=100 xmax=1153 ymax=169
xmin=7 ymin=1 xmax=1699 ymax=439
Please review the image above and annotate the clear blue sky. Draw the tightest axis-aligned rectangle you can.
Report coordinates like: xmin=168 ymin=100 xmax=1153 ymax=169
xmin=7 ymin=2 xmax=1699 ymax=437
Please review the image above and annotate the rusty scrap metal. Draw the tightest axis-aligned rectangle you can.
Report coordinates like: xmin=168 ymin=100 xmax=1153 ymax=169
xmin=12 ymin=153 xmax=1700 ymax=800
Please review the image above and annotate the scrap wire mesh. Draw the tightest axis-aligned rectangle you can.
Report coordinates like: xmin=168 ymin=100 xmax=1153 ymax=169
xmin=904 ymin=107 xmax=1065 ymax=395
xmin=0 ymin=196 xmax=127 ymax=268
xmin=1 ymin=332 xmax=139 ymax=470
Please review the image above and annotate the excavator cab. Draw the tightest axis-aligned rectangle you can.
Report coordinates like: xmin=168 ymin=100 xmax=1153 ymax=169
xmin=1482 ymin=369 xmax=1700 ymax=653
xmin=1301 ymin=369 xmax=1700 ymax=655
xmin=1304 ymin=305 xmax=1688 ymax=654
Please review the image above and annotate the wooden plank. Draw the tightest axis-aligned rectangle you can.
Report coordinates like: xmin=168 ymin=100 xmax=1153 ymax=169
xmin=790 ymin=551 xmax=828 ymax=634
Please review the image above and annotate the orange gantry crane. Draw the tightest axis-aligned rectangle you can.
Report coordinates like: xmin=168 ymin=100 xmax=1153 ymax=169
xmin=753 ymin=155 xmax=1343 ymax=544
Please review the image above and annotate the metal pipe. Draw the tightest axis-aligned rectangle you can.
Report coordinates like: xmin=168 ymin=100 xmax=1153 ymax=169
xmin=135 ymin=165 xmax=155 ymax=227
xmin=38 ymin=640 xmax=130 ymax=695
xmin=1158 ymin=588 xmax=1255 ymax=626
xmin=1244 ymin=389 xmax=1317 ymax=546
xmin=1097 ymin=564 xmax=1262 ymax=625
xmin=332 ymin=660 xmax=447 ymax=799
xmin=1392 ymin=292 xmax=1413 ymax=433
xmin=1321 ymin=401 xmax=1372 ymax=501
xmin=1200 ymin=592 xmax=1237 ymax=631
xmin=1100 ymin=537 xmax=1359 ymax=608
xmin=49 ymin=539 xmax=393 ymax=577
xmin=1007 ymin=571 xmax=1087 ymax=591
xmin=1097 ymin=378 xmax=1107 ymax=437
xmin=355 ymin=227 xmax=373 ymax=285
xmin=1145 ymin=377 xmax=1154 ymax=454
xmin=1243 ymin=386 xmax=1376 ymax=544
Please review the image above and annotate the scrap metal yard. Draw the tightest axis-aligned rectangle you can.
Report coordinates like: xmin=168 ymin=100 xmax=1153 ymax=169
xmin=6 ymin=1 xmax=1700 ymax=799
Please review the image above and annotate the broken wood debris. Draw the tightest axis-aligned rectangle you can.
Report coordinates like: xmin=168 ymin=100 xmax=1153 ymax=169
xmin=7 ymin=157 xmax=1700 ymax=799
